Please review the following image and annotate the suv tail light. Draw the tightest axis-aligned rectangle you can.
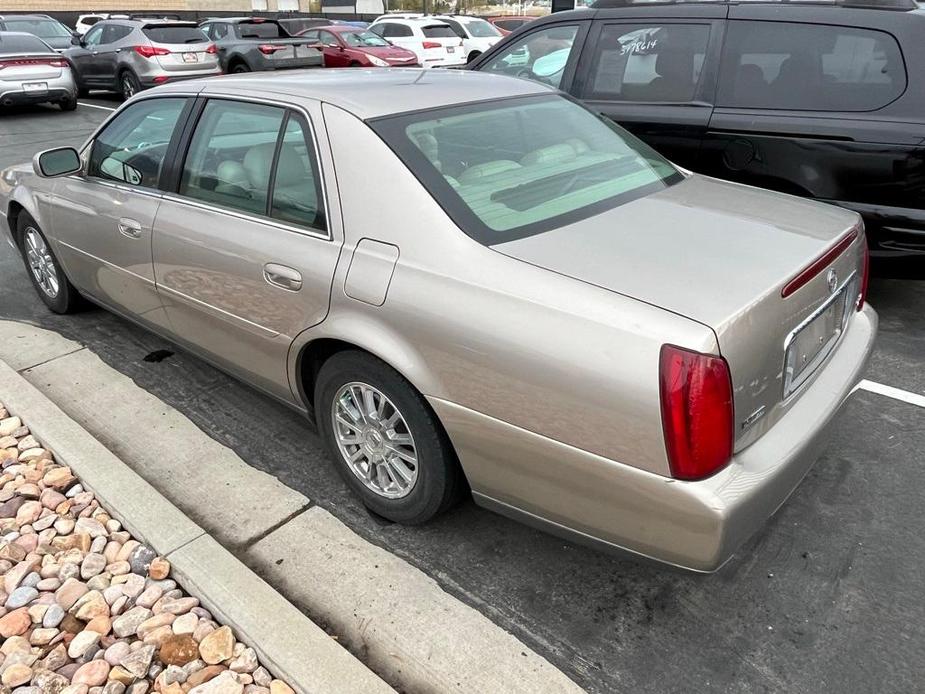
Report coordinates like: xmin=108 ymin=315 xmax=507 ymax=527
xmin=857 ymin=234 xmax=869 ymax=311
xmin=422 ymin=41 xmax=441 ymax=49
xmin=659 ymin=345 xmax=734 ymax=481
xmin=258 ymin=44 xmax=285 ymax=54
xmin=205 ymin=43 xmax=218 ymax=54
xmin=0 ymin=57 xmax=68 ymax=68
xmin=133 ymin=45 xmax=170 ymax=59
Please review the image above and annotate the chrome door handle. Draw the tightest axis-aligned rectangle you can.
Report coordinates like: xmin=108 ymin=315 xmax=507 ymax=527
xmin=264 ymin=263 xmax=302 ymax=291
xmin=118 ymin=218 xmax=142 ymax=239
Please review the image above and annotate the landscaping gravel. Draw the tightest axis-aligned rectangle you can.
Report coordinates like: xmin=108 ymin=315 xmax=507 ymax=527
xmin=0 ymin=403 xmax=295 ymax=694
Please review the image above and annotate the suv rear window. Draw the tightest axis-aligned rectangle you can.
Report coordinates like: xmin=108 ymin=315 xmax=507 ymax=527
xmin=717 ymin=21 xmax=906 ymax=112
xmin=142 ymin=25 xmax=209 ymax=44
xmin=235 ymin=21 xmax=285 ymax=39
xmin=422 ymin=25 xmax=457 ymax=39
xmin=372 ymin=94 xmax=682 ymax=243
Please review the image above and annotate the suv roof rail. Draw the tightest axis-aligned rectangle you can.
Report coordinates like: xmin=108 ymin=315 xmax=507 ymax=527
xmin=128 ymin=13 xmax=183 ymax=20
xmin=590 ymin=0 xmax=918 ymax=10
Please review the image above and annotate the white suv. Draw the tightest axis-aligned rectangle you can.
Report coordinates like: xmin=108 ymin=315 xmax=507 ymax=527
xmin=428 ymin=15 xmax=503 ymax=63
xmin=369 ymin=17 xmax=465 ymax=68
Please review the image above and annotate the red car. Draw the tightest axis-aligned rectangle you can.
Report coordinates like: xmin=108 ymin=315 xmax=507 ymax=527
xmin=299 ymin=25 xmax=419 ymax=68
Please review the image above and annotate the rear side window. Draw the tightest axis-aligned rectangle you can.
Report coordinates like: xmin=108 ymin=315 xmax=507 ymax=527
xmin=422 ymin=25 xmax=457 ymax=39
xmin=143 ymin=26 xmax=209 ymax=44
xmin=235 ymin=21 xmax=284 ymax=39
xmin=375 ymin=23 xmax=413 ymax=38
xmin=717 ymin=21 xmax=906 ymax=112
xmin=583 ymin=24 xmax=711 ymax=103
xmin=0 ymin=34 xmax=51 ymax=54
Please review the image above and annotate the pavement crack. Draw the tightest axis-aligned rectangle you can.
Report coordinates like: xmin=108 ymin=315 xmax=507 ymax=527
xmin=235 ymin=503 xmax=314 ymax=549
xmin=17 ymin=346 xmax=86 ymax=373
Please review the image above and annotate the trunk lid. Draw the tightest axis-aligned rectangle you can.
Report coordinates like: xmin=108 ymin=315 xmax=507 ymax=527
xmin=495 ymin=175 xmax=866 ymax=449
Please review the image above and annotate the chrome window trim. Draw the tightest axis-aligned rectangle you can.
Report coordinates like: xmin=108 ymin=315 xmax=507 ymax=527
xmin=170 ymin=92 xmax=334 ymax=242
xmin=781 ymin=270 xmax=858 ymax=401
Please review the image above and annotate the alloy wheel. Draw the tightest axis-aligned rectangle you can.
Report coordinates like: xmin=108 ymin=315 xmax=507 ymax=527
xmin=121 ymin=75 xmax=136 ymax=99
xmin=24 ymin=227 xmax=59 ymax=299
xmin=331 ymin=382 xmax=418 ymax=499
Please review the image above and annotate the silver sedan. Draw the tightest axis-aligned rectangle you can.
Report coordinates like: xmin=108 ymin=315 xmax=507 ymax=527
xmin=0 ymin=32 xmax=77 ymax=110
xmin=0 ymin=70 xmax=877 ymax=571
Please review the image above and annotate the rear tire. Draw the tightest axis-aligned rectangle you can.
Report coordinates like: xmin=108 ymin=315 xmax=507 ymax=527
xmin=467 ymin=50 xmax=481 ymax=63
xmin=315 ymin=351 xmax=464 ymax=524
xmin=17 ymin=213 xmax=81 ymax=314
xmin=119 ymin=70 xmax=141 ymax=101
xmin=77 ymin=87 xmax=90 ymax=98
xmin=59 ymin=96 xmax=78 ymax=111
xmin=230 ymin=61 xmax=251 ymax=73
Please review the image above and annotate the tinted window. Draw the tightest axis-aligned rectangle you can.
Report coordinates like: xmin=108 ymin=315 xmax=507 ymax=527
xmin=718 ymin=21 xmax=906 ymax=112
xmin=0 ymin=34 xmax=51 ymax=54
xmin=180 ymin=100 xmax=286 ymax=215
xmin=440 ymin=19 xmax=466 ymax=39
xmin=235 ymin=21 xmax=284 ymax=39
xmin=3 ymin=19 xmax=71 ymax=39
xmin=495 ymin=20 xmax=526 ymax=32
xmin=376 ymin=23 xmax=413 ymax=38
xmin=89 ymin=98 xmax=186 ymax=188
xmin=102 ymin=25 xmax=132 ymax=43
xmin=480 ymin=25 xmax=579 ymax=90
xmin=372 ymin=95 xmax=681 ymax=243
xmin=270 ymin=116 xmax=326 ymax=231
xmin=82 ymin=17 xmax=102 ymax=27
xmin=422 ymin=25 xmax=457 ymax=39
xmin=584 ymin=24 xmax=710 ymax=103
xmin=143 ymin=26 xmax=209 ymax=44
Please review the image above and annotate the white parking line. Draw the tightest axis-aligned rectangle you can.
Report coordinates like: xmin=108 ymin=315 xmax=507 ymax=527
xmin=78 ymin=102 xmax=116 ymax=112
xmin=856 ymin=379 xmax=925 ymax=409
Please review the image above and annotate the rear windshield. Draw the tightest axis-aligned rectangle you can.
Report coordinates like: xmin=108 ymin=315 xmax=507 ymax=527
xmin=142 ymin=25 xmax=208 ymax=44
xmin=422 ymin=25 xmax=457 ymax=39
xmin=371 ymin=94 xmax=682 ymax=244
xmin=235 ymin=21 xmax=285 ymax=39
xmin=0 ymin=33 xmax=51 ymax=54
xmin=3 ymin=19 xmax=71 ymax=39
xmin=463 ymin=19 xmax=501 ymax=38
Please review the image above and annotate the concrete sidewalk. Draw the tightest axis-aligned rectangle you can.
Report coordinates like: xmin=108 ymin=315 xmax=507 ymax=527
xmin=0 ymin=320 xmax=585 ymax=694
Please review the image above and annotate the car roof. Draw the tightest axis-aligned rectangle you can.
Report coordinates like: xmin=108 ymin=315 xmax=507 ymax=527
xmin=589 ymin=0 xmax=917 ymax=10
xmin=207 ymin=17 xmax=284 ymax=24
xmin=0 ymin=15 xmax=59 ymax=21
xmin=372 ymin=17 xmax=453 ymax=26
xmin=161 ymin=69 xmax=553 ymax=120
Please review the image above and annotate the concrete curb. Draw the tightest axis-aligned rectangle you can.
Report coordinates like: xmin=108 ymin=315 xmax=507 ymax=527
xmin=0 ymin=357 xmax=394 ymax=694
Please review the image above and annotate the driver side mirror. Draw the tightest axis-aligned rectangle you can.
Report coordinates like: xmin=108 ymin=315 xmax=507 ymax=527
xmin=71 ymin=34 xmax=81 ymax=46
xmin=33 ymin=147 xmax=82 ymax=178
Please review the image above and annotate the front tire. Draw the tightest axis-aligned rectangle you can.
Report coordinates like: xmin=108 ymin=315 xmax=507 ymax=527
xmin=17 ymin=214 xmax=80 ymax=314
xmin=315 ymin=351 xmax=463 ymax=524
xmin=119 ymin=71 xmax=141 ymax=101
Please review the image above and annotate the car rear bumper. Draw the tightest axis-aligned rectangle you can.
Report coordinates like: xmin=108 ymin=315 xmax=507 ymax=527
xmin=0 ymin=73 xmax=76 ymax=105
xmin=138 ymin=68 xmax=222 ymax=88
xmin=431 ymin=304 xmax=878 ymax=572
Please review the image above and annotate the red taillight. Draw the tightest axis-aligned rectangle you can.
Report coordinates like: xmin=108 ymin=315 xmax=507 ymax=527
xmin=0 ymin=58 xmax=68 ymax=69
xmin=422 ymin=41 xmax=441 ymax=49
xmin=659 ymin=345 xmax=734 ymax=481
xmin=258 ymin=44 xmax=285 ymax=55
xmin=133 ymin=45 xmax=170 ymax=59
xmin=781 ymin=227 xmax=859 ymax=298
xmin=205 ymin=43 xmax=218 ymax=54
xmin=153 ymin=75 xmax=169 ymax=84
xmin=857 ymin=235 xmax=869 ymax=311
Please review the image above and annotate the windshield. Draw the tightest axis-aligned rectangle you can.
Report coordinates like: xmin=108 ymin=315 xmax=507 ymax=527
xmin=371 ymin=95 xmax=682 ymax=244
xmin=341 ymin=30 xmax=389 ymax=47
xmin=463 ymin=19 xmax=501 ymax=38
xmin=5 ymin=19 xmax=71 ymax=39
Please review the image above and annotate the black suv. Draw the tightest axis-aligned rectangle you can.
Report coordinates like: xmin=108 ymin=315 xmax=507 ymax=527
xmin=470 ymin=0 xmax=925 ymax=257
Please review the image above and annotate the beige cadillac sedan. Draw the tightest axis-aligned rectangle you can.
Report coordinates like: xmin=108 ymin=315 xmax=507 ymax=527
xmin=0 ymin=70 xmax=877 ymax=571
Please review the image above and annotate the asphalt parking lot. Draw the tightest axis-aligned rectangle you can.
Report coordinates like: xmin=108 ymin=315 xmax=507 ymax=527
xmin=1 ymin=98 xmax=924 ymax=694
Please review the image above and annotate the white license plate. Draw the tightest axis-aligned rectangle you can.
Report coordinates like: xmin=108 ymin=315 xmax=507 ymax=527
xmin=22 ymin=82 xmax=47 ymax=92
xmin=783 ymin=281 xmax=852 ymax=398
xmin=447 ymin=46 xmax=455 ymax=53
xmin=182 ymin=52 xmax=198 ymax=63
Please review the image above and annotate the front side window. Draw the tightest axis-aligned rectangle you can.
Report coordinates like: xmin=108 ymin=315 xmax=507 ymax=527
xmin=180 ymin=100 xmax=286 ymax=215
xmin=89 ymin=97 xmax=187 ymax=187
xmin=82 ymin=25 xmax=103 ymax=47
xmin=584 ymin=24 xmax=710 ymax=103
xmin=318 ymin=31 xmax=340 ymax=47
xmin=717 ymin=21 xmax=906 ymax=112
xmin=479 ymin=25 xmax=579 ymax=89
xmin=371 ymin=94 xmax=681 ymax=243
